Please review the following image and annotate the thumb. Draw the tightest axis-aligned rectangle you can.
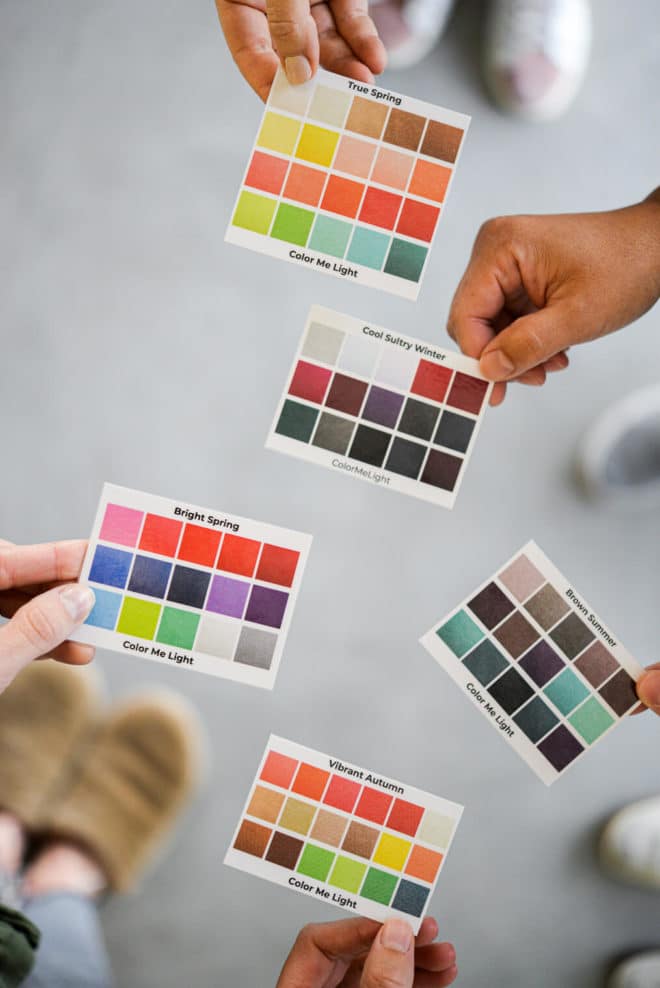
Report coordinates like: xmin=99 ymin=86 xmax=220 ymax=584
xmin=637 ymin=668 xmax=660 ymax=714
xmin=0 ymin=584 xmax=95 ymax=692
xmin=479 ymin=304 xmax=578 ymax=381
xmin=361 ymin=920 xmax=415 ymax=988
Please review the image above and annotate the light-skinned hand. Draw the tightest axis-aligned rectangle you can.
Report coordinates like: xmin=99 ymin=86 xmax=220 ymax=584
xmin=0 ymin=540 xmax=95 ymax=695
xmin=215 ymin=0 xmax=386 ymax=101
xmin=276 ymin=916 xmax=457 ymax=988
xmin=448 ymin=189 xmax=660 ymax=406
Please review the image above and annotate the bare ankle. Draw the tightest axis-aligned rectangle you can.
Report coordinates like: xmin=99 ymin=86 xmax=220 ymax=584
xmin=0 ymin=812 xmax=26 ymax=876
xmin=22 ymin=841 xmax=107 ymax=900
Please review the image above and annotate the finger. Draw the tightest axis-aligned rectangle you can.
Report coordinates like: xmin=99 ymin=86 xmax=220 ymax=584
xmin=0 ymin=585 xmax=95 ymax=694
xmin=414 ymin=942 xmax=456 ymax=972
xmin=489 ymin=382 xmax=507 ymax=406
xmin=516 ymin=366 xmax=547 ymax=387
xmin=479 ymin=303 xmax=577 ymax=381
xmin=414 ymin=918 xmax=439 ymax=949
xmin=328 ymin=0 xmax=386 ymax=74
xmin=412 ymin=965 xmax=458 ymax=987
xmin=361 ymin=919 xmax=414 ymax=987
xmin=0 ymin=540 xmax=15 ymax=550
xmin=49 ymin=641 xmax=95 ymax=666
xmin=276 ymin=919 xmax=380 ymax=986
xmin=636 ymin=667 xmax=660 ymax=715
xmin=0 ymin=541 xmax=87 ymax=593
xmin=216 ymin=0 xmax=280 ymax=101
xmin=266 ymin=0 xmax=320 ymax=84
xmin=312 ymin=3 xmax=374 ymax=81
xmin=545 ymin=350 xmax=569 ymax=373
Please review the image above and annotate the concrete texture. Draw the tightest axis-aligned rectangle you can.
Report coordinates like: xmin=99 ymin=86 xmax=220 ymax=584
xmin=1 ymin=0 xmax=659 ymax=984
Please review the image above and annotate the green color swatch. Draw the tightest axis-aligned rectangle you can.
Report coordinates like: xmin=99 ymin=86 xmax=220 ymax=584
xmin=569 ymin=697 xmax=615 ymax=744
xmin=384 ymin=238 xmax=428 ymax=282
xmin=309 ymin=215 xmax=352 ymax=258
xmin=156 ymin=607 xmax=200 ymax=650
xmin=544 ymin=668 xmax=590 ymax=715
xmin=437 ymin=610 xmax=484 ymax=657
xmin=360 ymin=867 xmax=398 ymax=905
xmin=297 ymin=844 xmax=335 ymax=882
xmin=116 ymin=597 xmax=161 ymax=640
xmin=329 ymin=856 xmax=367 ymax=894
xmin=270 ymin=203 xmax=314 ymax=247
xmin=463 ymin=639 xmax=509 ymax=686
xmin=232 ymin=191 xmax=276 ymax=235
xmin=275 ymin=399 xmax=319 ymax=443
xmin=347 ymin=227 xmax=390 ymax=270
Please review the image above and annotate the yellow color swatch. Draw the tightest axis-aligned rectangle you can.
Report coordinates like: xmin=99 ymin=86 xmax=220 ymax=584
xmin=279 ymin=797 xmax=316 ymax=836
xmin=373 ymin=833 xmax=412 ymax=872
xmin=295 ymin=124 xmax=339 ymax=168
xmin=257 ymin=112 xmax=302 ymax=156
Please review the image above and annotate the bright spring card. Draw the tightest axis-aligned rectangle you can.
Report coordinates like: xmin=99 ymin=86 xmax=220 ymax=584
xmin=225 ymin=735 xmax=463 ymax=932
xmin=71 ymin=484 xmax=312 ymax=689
xmin=267 ymin=305 xmax=492 ymax=508
xmin=420 ymin=542 xmax=644 ymax=785
xmin=226 ymin=68 xmax=470 ymax=300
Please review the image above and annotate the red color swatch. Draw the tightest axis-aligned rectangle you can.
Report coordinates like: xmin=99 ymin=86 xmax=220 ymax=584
xmin=292 ymin=763 xmax=330 ymax=801
xmin=139 ymin=514 xmax=182 ymax=557
xmin=321 ymin=175 xmax=365 ymax=219
xmin=244 ymin=151 xmax=288 ymax=196
xmin=411 ymin=360 xmax=452 ymax=404
xmin=359 ymin=186 xmax=402 ymax=230
xmin=323 ymin=775 xmax=361 ymax=813
xmin=260 ymin=751 xmax=298 ymax=789
xmin=217 ymin=535 xmax=261 ymax=577
xmin=447 ymin=373 xmax=489 ymax=415
xmin=386 ymin=799 xmax=425 ymax=837
xmin=256 ymin=544 xmax=300 ymax=588
xmin=289 ymin=360 xmax=332 ymax=404
xmin=354 ymin=786 xmax=393 ymax=825
xmin=177 ymin=524 xmax=221 ymax=567
xmin=396 ymin=199 xmax=440 ymax=242
xmin=284 ymin=163 xmax=326 ymax=207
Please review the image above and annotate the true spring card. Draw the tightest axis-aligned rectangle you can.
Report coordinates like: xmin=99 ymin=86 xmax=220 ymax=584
xmin=225 ymin=735 xmax=463 ymax=932
xmin=71 ymin=484 xmax=311 ymax=689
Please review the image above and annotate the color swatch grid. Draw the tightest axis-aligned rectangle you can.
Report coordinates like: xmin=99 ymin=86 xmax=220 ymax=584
xmin=226 ymin=68 xmax=470 ymax=300
xmin=267 ymin=305 xmax=492 ymax=508
xmin=420 ymin=542 xmax=643 ymax=785
xmin=225 ymin=736 xmax=463 ymax=932
xmin=70 ymin=484 xmax=312 ymax=690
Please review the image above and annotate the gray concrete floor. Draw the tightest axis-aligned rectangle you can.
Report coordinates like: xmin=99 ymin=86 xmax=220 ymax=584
xmin=1 ymin=0 xmax=659 ymax=984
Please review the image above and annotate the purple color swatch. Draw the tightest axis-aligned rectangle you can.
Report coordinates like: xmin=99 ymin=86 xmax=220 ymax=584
xmin=361 ymin=386 xmax=404 ymax=429
xmin=245 ymin=585 xmax=289 ymax=628
xmin=206 ymin=574 xmax=250 ymax=619
xmin=519 ymin=640 xmax=565 ymax=688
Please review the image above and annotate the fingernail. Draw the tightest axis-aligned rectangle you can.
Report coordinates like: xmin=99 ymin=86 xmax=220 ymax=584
xmin=380 ymin=919 xmax=413 ymax=954
xmin=637 ymin=672 xmax=660 ymax=710
xmin=480 ymin=350 xmax=515 ymax=380
xmin=285 ymin=55 xmax=312 ymax=86
xmin=58 ymin=585 xmax=95 ymax=623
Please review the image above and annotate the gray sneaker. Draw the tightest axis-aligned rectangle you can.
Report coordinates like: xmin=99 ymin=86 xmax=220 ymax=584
xmin=576 ymin=386 xmax=660 ymax=507
xmin=608 ymin=951 xmax=660 ymax=988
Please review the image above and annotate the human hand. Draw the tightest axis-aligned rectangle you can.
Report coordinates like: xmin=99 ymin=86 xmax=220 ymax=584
xmin=215 ymin=0 xmax=386 ymax=101
xmin=448 ymin=190 xmax=660 ymax=405
xmin=636 ymin=664 xmax=660 ymax=717
xmin=0 ymin=540 xmax=95 ymax=695
xmin=276 ymin=916 xmax=457 ymax=987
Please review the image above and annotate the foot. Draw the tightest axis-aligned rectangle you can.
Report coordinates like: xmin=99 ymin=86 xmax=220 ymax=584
xmin=607 ymin=951 xmax=660 ymax=988
xmin=370 ymin=0 xmax=454 ymax=70
xmin=576 ymin=386 xmax=660 ymax=508
xmin=483 ymin=0 xmax=592 ymax=121
xmin=600 ymin=796 xmax=660 ymax=890
xmin=0 ymin=811 xmax=25 ymax=877
xmin=36 ymin=693 xmax=203 ymax=891
xmin=22 ymin=841 xmax=106 ymax=900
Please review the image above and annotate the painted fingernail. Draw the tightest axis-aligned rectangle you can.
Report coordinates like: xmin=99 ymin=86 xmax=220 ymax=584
xmin=637 ymin=672 xmax=660 ymax=710
xmin=285 ymin=55 xmax=312 ymax=86
xmin=380 ymin=919 xmax=413 ymax=953
xmin=480 ymin=350 xmax=515 ymax=380
xmin=59 ymin=585 xmax=96 ymax=623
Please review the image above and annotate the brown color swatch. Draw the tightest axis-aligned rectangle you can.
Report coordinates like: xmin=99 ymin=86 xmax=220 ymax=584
xmin=524 ymin=583 xmax=570 ymax=631
xmin=599 ymin=669 xmax=638 ymax=716
xmin=234 ymin=819 xmax=272 ymax=857
xmin=279 ymin=797 xmax=316 ymax=835
xmin=342 ymin=821 xmax=379 ymax=859
xmin=265 ymin=831 xmax=304 ymax=869
xmin=575 ymin=642 xmax=619 ymax=688
xmin=420 ymin=121 xmax=464 ymax=163
xmin=345 ymin=97 xmax=389 ymax=140
xmin=383 ymin=109 xmax=426 ymax=152
xmin=494 ymin=611 xmax=539 ymax=659
xmin=247 ymin=785 xmax=285 ymax=824
xmin=311 ymin=809 xmax=348 ymax=847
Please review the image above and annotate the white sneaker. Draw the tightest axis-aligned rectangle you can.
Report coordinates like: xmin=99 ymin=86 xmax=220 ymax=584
xmin=484 ymin=0 xmax=592 ymax=120
xmin=600 ymin=796 xmax=660 ymax=890
xmin=576 ymin=386 xmax=660 ymax=508
xmin=370 ymin=0 xmax=455 ymax=70
xmin=608 ymin=951 xmax=660 ymax=988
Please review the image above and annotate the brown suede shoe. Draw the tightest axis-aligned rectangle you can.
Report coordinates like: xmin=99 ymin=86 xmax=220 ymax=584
xmin=37 ymin=693 xmax=203 ymax=891
xmin=0 ymin=662 xmax=100 ymax=828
